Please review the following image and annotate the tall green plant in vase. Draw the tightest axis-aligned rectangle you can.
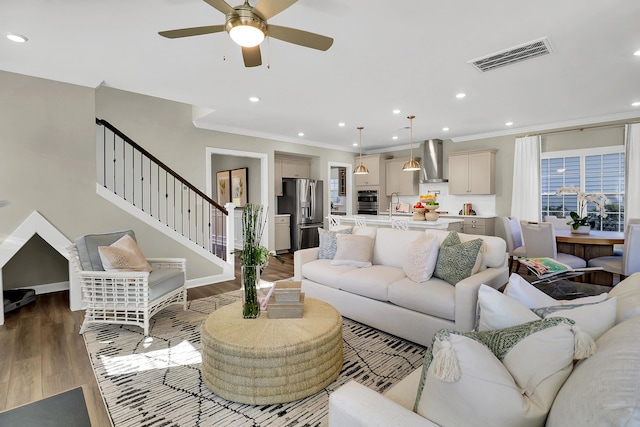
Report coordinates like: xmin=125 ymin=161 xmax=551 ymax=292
xmin=239 ymin=204 xmax=284 ymax=318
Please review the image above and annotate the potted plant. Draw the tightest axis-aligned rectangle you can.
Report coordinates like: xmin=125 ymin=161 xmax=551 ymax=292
xmin=238 ymin=204 xmax=284 ymax=318
xmin=556 ymin=186 xmax=610 ymax=233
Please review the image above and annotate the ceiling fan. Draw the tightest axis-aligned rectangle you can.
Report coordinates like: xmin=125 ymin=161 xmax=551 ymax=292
xmin=159 ymin=0 xmax=334 ymax=67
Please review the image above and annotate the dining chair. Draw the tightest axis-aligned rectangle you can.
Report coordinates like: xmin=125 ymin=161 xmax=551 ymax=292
xmin=500 ymin=216 xmax=527 ymax=273
xmin=519 ymin=221 xmax=587 ymax=269
xmin=588 ymin=223 xmax=640 ymax=280
xmin=390 ymin=217 xmax=409 ymax=230
xmin=544 ymin=215 xmax=572 ymax=230
xmin=354 ymin=216 xmax=367 ymax=227
xmin=328 ymin=214 xmax=341 ymax=230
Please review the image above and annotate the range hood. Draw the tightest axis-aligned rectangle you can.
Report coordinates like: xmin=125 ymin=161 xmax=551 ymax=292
xmin=420 ymin=139 xmax=448 ymax=183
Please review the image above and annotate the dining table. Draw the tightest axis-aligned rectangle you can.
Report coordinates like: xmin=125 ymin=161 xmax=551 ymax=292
xmin=555 ymin=229 xmax=625 ymax=286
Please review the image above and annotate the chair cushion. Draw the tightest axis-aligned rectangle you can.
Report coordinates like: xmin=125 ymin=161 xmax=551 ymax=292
xmin=76 ymin=230 xmax=136 ymax=271
xmin=555 ymin=252 xmax=587 ymax=269
xmin=148 ymin=269 xmax=185 ymax=301
xmin=588 ymin=256 xmax=623 ymax=275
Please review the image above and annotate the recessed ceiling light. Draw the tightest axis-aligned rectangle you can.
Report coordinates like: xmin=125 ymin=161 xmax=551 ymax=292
xmin=456 ymin=93 xmax=466 ymax=99
xmin=6 ymin=33 xmax=28 ymax=43
xmin=392 ymin=136 xmax=398 ymax=140
xmin=338 ymin=122 xmax=346 ymax=127
xmin=632 ymin=102 xmax=640 ymax=107
xmin=392 ymin=109 xmax=401 ymax=114
xmin=505 ymin=121 xmax=514 ymax=126
xmin=297 ymin=132 xmax=304 ymax=137
xmin=249 ymin=96 xmax=260 ymax=102
xmin=634 ymin=49 xmax=640 ymax=56
xmin=442 ymin=127 xmax=450 ymax=132
xmin=352 ymin=142 xmax=358 ymax=146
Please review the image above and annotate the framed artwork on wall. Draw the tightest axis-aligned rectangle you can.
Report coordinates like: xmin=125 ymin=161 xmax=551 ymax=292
xmin=216 ymin=170 xmax=230 ymax=205
xmin=231 ymin=168 xmax=248 ymax=207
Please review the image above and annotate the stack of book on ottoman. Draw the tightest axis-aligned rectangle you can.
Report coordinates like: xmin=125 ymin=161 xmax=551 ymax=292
xmin=267 ymin=281 xmax=305 ymax=319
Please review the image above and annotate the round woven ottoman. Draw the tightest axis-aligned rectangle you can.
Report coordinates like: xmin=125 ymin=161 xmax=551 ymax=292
xmin=200 ymin=297 xmax=343 ymax=405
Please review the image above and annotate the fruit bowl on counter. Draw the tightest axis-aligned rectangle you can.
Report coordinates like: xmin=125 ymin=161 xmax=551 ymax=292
xmin=412 ymin=202 xmax=427 ymax=221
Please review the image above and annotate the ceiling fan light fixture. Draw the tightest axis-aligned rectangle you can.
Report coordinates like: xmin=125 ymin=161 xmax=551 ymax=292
xmin=226 ymin=11 xmax=267 ymax=48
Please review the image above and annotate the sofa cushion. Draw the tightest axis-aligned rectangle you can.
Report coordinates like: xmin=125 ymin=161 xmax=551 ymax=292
xmin=477 ymin=284 xmax=617 ymax=341
xmin=402 ymin=233 xmax=439 ymax=283
xmin=76 ymin=230 xmax=136 ymax=271
xmin=301 ymin=259 xmax=358 ymax=289
xmin=433 ymin=232 xmax=483 ymax=285
xmin=547 ymin=316 xmax=640 ymax=426
xmin=318 ymin=227 xmax=352 ymax=259
xmin=98 ymin=234 xmax=152 ymax=272
xmin=338 ymin=265 xmax=407 ymax=301
xmin=388 ymin=277 xmax=455 ymax=321
xmin=415 ymin=318 xmax=577 ymax=427
xmin=504 ymin=273 xmax=607 ymax=308
xmin=607 ymin=272 xmax=640 ymax=324
xmin=372 ymin=228 xmax=424 ymax=268
xmin=331 ymin=234 xmax=374 ymax=268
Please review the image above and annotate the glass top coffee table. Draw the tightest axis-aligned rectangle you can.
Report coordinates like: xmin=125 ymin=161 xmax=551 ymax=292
xmin=200 ymin=297 xmax=343 ymax=405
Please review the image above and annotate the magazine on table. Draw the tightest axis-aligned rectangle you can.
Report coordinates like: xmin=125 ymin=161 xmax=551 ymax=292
xmin=519 ymin=257 xmax=601 ymax=280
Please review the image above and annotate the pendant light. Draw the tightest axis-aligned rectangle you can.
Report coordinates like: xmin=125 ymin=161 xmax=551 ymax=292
xmin=354 ymin=126 xmax=369 ymax=175
xmin=402 ymin=115 xmax=421 ymax=171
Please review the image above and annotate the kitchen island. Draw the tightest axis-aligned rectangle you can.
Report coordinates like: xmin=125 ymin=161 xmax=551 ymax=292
xmin=337 ymin=214 xmax=463 ymax=230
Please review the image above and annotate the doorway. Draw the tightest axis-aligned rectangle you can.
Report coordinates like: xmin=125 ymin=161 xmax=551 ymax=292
xmin=328 ymin=162 xmax=353 ymax=216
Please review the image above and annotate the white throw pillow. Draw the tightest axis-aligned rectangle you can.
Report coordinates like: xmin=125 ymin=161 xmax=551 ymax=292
xmin=504 ymin=273 xmax=607 ymax=308
xmin=477 ymin=284 xmax=617 ymax=341
xmin=402 ymin=233 xmax=439 ymax=283
xmin=414 ymin=318 xmax=576 ymax=427
xmin=98 ymin=234 xmax=152 ymax=272
xmin=607 ymin=272 xmax=640 ymax=324
xmin=331 ymin=234 xmax=374 ymax=268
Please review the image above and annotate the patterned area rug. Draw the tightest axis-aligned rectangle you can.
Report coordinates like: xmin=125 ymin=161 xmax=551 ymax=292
xmin=83 ymin=291 xmax=426 ymax=426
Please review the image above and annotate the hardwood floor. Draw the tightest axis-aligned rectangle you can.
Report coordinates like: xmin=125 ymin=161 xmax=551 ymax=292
xmin=0 ymin=253 xmax=294 ymax=426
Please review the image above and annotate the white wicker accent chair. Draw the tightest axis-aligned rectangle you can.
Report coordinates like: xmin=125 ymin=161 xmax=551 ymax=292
xmin=69 ymin=230 xmax=187 ymax=336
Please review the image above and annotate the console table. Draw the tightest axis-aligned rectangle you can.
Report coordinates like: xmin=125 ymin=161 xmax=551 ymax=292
xmin=200 ymin=298 xmax=343 ymax=405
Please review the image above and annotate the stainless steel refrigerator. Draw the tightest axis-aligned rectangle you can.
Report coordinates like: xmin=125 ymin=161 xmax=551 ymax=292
xmin=278 ymin=178 xmax=324 ymax=252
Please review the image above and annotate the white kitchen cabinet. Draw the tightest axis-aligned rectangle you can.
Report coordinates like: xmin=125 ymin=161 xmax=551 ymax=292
xmin=274 ymin=157 xmax=283 ymax=196
xmin=385 ymin=157 xmax=420 ymax=196
xmin=448 ymin=149 xmax=497 ymax=195
xmin=280 ymin=156 xmax=310 ymax=179
xmin=354 ymin=154 xmax=390 ymax=187
xmin=275 ymin=215 xmax=291 ymax=253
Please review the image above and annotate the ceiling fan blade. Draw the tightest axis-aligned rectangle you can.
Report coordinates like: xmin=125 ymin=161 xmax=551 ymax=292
xmin=268 ymin=25 xmax=333 ymax=51
xmin=159 ymin=25 xmax=225 ymax=39
xmin=242 ymin=46 xmax=262 ymax=67
xmin=202 ymin=0 xmax=235 ymax=15
xmin=253 ymin=0 xmax=298 ymax=20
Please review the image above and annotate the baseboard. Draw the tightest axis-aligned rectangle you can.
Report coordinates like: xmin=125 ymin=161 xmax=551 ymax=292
xmin=18 ymin=281 xmax=69 ymax=295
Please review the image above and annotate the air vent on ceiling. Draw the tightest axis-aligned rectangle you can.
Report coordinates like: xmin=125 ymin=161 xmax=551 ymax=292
xmin=469 ymin=37 xmax=553 ymax=72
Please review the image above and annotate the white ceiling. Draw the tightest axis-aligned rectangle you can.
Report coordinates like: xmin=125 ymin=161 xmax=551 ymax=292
xmin=2 ymin=0 xmax=640 ymax=152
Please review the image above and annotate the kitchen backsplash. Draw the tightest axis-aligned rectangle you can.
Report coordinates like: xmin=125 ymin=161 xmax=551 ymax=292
xmin=393 ymin=182 xmax=496 ymax=216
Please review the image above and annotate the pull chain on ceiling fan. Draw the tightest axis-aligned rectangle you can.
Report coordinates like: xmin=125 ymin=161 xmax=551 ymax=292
xmin=159 ymin=0 xmax=334 ymax=67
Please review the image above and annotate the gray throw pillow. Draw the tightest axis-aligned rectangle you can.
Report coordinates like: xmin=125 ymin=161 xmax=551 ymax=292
xmin=318 ymin=227 xmax=352 ymax=259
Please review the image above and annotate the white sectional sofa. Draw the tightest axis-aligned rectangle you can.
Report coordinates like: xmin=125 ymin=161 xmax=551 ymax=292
xmin=329 ymin=272 xmax=640 ymax=426
xmin=294 ymin=226 xmax=509 ymax=347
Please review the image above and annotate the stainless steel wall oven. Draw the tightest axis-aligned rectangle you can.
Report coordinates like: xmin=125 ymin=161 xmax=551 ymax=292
xmin=357 ymin=190 xmax=379 ymax=215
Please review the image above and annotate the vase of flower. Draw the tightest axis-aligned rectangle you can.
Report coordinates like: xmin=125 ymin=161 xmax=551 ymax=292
xmin=238 ymin=204 xmax=285 ymax=319
xmin=571 ymin=225 xmax=591 ymax=235
xmin=241 ymin=265 xmax=260 ymax=318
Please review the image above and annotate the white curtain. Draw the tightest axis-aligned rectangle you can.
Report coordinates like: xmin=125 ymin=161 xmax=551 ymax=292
xmin=511 ymin=135 xmax=541 ymax=222
xmin=625 ymin=124 xmax=640 ymax=224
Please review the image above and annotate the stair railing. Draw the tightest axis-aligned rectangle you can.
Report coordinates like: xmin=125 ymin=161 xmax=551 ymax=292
xmin=95 ymin=118 xmax=228 ymax=260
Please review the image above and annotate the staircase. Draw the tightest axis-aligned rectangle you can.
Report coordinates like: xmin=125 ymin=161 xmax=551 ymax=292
xmin=95 ymin=118 xmax=234 ymax=285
